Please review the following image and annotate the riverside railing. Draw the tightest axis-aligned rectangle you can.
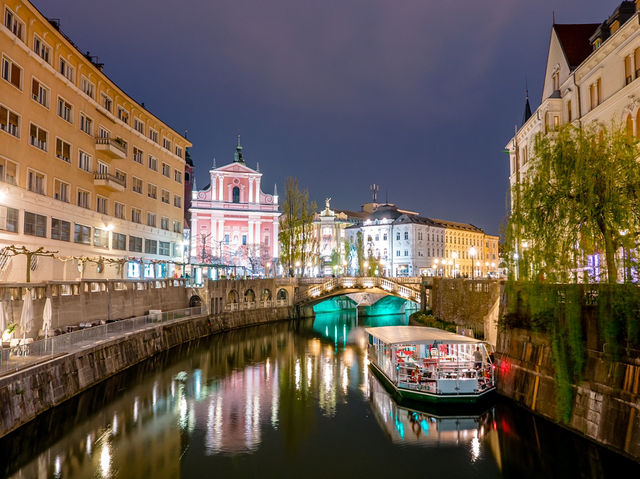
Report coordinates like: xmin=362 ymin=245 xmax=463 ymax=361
xmin=0 ymin=305 xmax=204 ymax=375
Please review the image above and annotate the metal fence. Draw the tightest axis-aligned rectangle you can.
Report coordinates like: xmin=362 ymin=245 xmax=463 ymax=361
xmin=0 ymin=306 xmax=205 ymax=375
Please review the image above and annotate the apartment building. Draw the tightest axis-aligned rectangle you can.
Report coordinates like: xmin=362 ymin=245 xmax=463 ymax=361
xmin=0 ymin=0 xmax=191 ymax=281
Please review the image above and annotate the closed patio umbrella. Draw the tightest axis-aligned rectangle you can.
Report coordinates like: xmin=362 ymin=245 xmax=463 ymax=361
xmin=20 ymin=289 xmax=33 ymax=344
xmin=0 ymin=301 xmax=6 ymax=335
xmin=42 ymin=297 xmax=52 ymax=340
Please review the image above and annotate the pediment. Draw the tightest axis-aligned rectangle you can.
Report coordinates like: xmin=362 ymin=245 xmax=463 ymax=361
xmin=215 ymin=162 xmax=259 ymax=174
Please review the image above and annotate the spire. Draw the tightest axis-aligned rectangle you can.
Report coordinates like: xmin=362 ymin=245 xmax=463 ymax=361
xmin=212 ymin=157 xmax=217 ymax=169
xmin=274 ymin=183 xmax=278 ymax=196
xmin=522 ymin=88 xmax=532 ymax=126
xmin=256 ymin=161 xmax=260 ymax=172
xmin=234 ymin=134 xmax=244 ymax=163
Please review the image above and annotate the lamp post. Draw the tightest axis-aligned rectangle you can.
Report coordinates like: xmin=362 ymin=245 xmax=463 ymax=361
xmin=469 ymin=246 xmax=477 ymax=280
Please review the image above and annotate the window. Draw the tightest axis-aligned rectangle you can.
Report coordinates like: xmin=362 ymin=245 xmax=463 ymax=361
xmin=396 ymin=250 xmax=400 ymax=257
xmin=97 ymin=196 xmax=108 ymax=214
xmin=129 ymin=236 xmax=143 ymax=253
xmin=396 ymin=232 xmax=400 ymax=240
xmin=232 ymin=186 xmax=240 ymax=203
xmin=131 ymin=208 xmax=141 ymax=224
xmin=2 ymin=55 xmax=22 ymax=89
xmin=133 ymin=117 xmax=144 ymax=134
xmin=27 ymin=170 xmax=45 ymax=194
xmin=132 ymin=177 xmax=143 ymax=194
xmin=24 ymin=212 xmax=46 ymax=237
xmin=93 ymin=228 xmax=108 ymax=248
xmin=0 ymin=205 xmax=18 ymax=232
xmin=161 ymin=189 xmax=170 ymax=204
xmin=80 ymin=114 xmax=93 ymax=135
xmin=55 ymin=138 xmax=71 ymax=163
xmin=74 ymin=224 xmax=91 ymax=244
xmin=33 ymin=35 xmax=51 ymax=63
xmin=162 ymin=163 xmax=171 ymax=177
xmin=145 ymin=239 xmax=157 ymax=254
xmin=57 ymin=97 xmax=72 ymax=123
xmin=173 ymin=220 xmax=182 ymax=233
xmin=115 ymin=169 xmax=126 ymax=185
xmin=383 ymin=233 xmax=387 ymax=241
xmin=174 ymin=171 xmax=182 ymax=183
xmin=59 ymin=58 xmax=74 ymax=82
xmin=0 ymin=158 xmax=17 ymax=185
xmin=418 ymin=232 xmax=422 ymax=240
xmin=552 ymin=71 xmax=559 ymax=91
xmin=102 ymin=93 xmax=112 ymax=112
xmin=98 ymin=127 xmax=109 ymax=139
xmin=567 ymin=100 xmax=572 ymax=122
xmin=147 ymin=184 xmax=157 ymax=199
xmin=162 ymin=137 xmax=171 ymax=150
xmin=29 ymin=123 xmax=48 ymax=151
xmin=404 ymin=232 xmax=409 ymax=240
xmin=31 ymin=78 xmax=49 ymax=107
xmin=113 ymin=233 xmax=126 ymax=250
xmin=77 ymin=190 xmax=90 ymax=209
xmin=4 ymin=7 xmax=24 ymax=41
xmin=146 ymin=212 xmax=156 ymax=227
xmin=117 ymin=106 xmax=129 ymax=124
xmin=148 ymin=155 xmax=158 ymax=171
xmin=133 ymin=147 xmax=143 ymax=164
xmin=78 ymin=150 xmax=91 ymax=172
xmin=404 ymin=250 xmax=408 ymax=256
xmin=175 ymin=146 xmax=183 ymax=158
xmin=161 ymin=217 xmax=169 ymax=230
xmin=224 ymin=234 xmax=230 ymax=244
xmin=114 ymin=202 xmax=125 ymax=219
xmin=0 ymin=104 xmax=20 ymax=137
xmin=174 ymin=196 xmax=182 ymax=208
xmin=159 ymin=241 xmax=170 ymax=256
xmin=97 ymin=161 xmax=108 ymax=176
xmin=81 ymin=76 xmax=95 ymax=98
xmin=625 ymin=55 xmax=633 ymax=85
xmin=553 ymin=115 xmax=559 ymax=129
xmin=149 ymin=128 xmax=158 ymax=143
xmin=242 ymin=235 xmax=247 ymax=245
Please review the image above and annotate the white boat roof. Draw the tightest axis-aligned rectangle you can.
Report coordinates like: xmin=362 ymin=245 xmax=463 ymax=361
xmin=365 ymin=326 xmax=483 ymax=345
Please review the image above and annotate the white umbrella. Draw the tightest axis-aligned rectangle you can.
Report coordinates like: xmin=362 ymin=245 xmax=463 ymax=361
xmin=42 ymin=297 xmax=52 ymax=340
xmin=0 ymin=301 xmax=6 ymax=335
xmin=20 ymin=289 xmax=34 ymax=344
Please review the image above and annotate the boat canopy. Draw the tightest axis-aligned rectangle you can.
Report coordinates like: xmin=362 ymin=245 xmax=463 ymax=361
xmin=365 ymin=326 xmax=483 ymax=346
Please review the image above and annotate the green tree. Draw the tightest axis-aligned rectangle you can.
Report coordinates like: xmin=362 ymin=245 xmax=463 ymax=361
xmin=506 ymin=124 xmax=640 ymax=284
xmin=356 ymin=231 xmax=365 ymax=276
xmin=279 ymin=177 xmax=317 ymax=277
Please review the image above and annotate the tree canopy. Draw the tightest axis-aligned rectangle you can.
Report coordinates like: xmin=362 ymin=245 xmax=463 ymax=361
xmin=506 ymin=123 xmax=640 ymax=283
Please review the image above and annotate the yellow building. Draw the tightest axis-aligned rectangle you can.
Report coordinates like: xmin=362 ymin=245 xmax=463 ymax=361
xmin=431 ymin=219 xmax=499 ymax=278
xmin=0 ymin=0 xmax=191 ymax=281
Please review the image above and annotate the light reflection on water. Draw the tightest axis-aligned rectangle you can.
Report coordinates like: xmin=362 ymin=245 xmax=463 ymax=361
xmin=1 ymin=312 xmax=637 ymax=479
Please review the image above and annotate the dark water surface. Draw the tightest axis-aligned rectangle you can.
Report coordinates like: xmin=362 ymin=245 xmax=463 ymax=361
xmin=1 ymin=312 xmax=638 ymax=478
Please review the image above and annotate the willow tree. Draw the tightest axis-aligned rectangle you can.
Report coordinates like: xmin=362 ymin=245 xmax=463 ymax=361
xmin=279 ymin=177 xmax=317 ymax=277
xmin=507 ymin=123 xmax=640 ymax=284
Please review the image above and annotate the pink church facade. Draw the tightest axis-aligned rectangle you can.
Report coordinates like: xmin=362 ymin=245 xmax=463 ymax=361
xmin=189 ymin=139 xmax=280 ymax=275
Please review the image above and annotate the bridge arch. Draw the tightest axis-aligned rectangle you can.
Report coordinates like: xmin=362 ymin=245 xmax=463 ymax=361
xmin=228 ymin=289 xmax=239 ymax=303
xmin=244 ymin=289 xmax=256 ymax=302
xmin=277 ymin=288 xmax=288 ymax=301
xmin=189 ymin=295 xmax=202 ymax=307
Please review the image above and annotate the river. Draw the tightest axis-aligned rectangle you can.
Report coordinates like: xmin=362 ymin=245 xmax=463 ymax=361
xmin=0 ymin=311 xmax=637 ymax=478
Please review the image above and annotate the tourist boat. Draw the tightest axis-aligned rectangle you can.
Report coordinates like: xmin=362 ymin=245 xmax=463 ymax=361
xmin=366 ymin=326 xmax=495 ymax=404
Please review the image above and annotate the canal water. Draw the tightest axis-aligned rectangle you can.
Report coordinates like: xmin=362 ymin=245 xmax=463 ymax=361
xmin=1 ymin=311 xmax=638 ymax=478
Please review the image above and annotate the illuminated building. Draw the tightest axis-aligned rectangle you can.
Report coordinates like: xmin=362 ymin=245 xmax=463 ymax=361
xmin=0 ymin=0 xmax=191 ymax=280
xmin=189 ymin=137 xmax=280 ymax=277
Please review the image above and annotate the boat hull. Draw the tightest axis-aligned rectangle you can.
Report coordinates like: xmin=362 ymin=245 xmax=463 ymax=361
xmin=369 ymin=361 xmax=496 ymax=406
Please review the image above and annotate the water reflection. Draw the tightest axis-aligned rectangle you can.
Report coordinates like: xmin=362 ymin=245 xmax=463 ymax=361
xmin=1 ymin=312 xmax=638 ymax=479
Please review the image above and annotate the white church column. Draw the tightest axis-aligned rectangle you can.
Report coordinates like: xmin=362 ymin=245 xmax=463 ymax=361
xmin=218 ymin=176 xmax=224 ymax=201
xmin=255 ymin=177 xmax=261 ymax=203
xmin=272 ymin=219 xmax=279 ymax=258
xmin=249 ymin=177 xmax=254 ymax=203
xmin=191 ymin=215 xmax=198 ymax=259
xmin=211 ymin=174 xmax=217 ymax=200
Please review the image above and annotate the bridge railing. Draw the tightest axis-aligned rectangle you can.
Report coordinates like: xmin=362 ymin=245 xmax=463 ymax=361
xmin=297 ymin=277 xmax=421 ymax=304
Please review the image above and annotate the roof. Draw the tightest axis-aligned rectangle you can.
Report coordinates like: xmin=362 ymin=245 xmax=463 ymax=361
xmin=554 ymin=24 xmax=600 ymax=69
xmin=365 ymin=326 xmax=483 ymax=345
xmin=394 ymin=214 xmax=437 ymax=226
xmin=334 ymin=209 xmax=369 ymax=220
xmin=428 ymin=218 xmax=484 ymax=233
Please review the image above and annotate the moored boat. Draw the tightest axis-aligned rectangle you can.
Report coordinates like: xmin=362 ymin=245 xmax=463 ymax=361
xmin=366 ymin=326 xmax=495 ymax=404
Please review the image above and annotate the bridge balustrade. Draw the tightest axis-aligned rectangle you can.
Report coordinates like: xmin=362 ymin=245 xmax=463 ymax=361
xmin=297 ymin=277 xmax=421 ymax=304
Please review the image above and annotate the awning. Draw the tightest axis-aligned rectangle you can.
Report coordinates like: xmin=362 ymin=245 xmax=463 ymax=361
xmin=365 ymin=326 xmax=483 ymax=346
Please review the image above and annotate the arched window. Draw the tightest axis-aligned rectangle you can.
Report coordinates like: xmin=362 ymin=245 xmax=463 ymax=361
xmin=626 ymin=114 xmax=633 ymax=138
xmin=232 ymin=186 xmax=240 ymax=203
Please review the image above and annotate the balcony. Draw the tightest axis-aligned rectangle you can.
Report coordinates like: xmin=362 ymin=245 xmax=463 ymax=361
xmin=95 ymin=136 xmax=127 ymax=159
xmin=94 ymin=173 xmax=126 ymax=192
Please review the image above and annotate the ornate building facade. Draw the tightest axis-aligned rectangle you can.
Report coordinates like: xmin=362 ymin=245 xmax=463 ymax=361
xmin=189 ymin=138 xmax=280 ymax=277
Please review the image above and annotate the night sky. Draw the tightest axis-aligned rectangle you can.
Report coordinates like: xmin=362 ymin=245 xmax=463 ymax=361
xmin=33 ymin=0 xmax=613 ymax=235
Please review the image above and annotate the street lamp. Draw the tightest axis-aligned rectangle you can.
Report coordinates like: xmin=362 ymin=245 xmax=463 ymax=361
xmin=469 ymin=246 xmax=476 ymax=279
xmin=266 ymin=261 xmax=272 ymax=278
xmin=295 ymin=260 xmax=301 ymax=277
xmin=364 ymin=260 xmax=369 ymax=276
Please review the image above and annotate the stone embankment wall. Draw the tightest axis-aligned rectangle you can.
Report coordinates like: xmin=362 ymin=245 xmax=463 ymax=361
xmin=0 ymin=279 xmax=190 ymax=337
xmin=0 ymin=305 xmax=294 ymax=439
xmin=496 ymin=327 xmax=640 ymax=461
